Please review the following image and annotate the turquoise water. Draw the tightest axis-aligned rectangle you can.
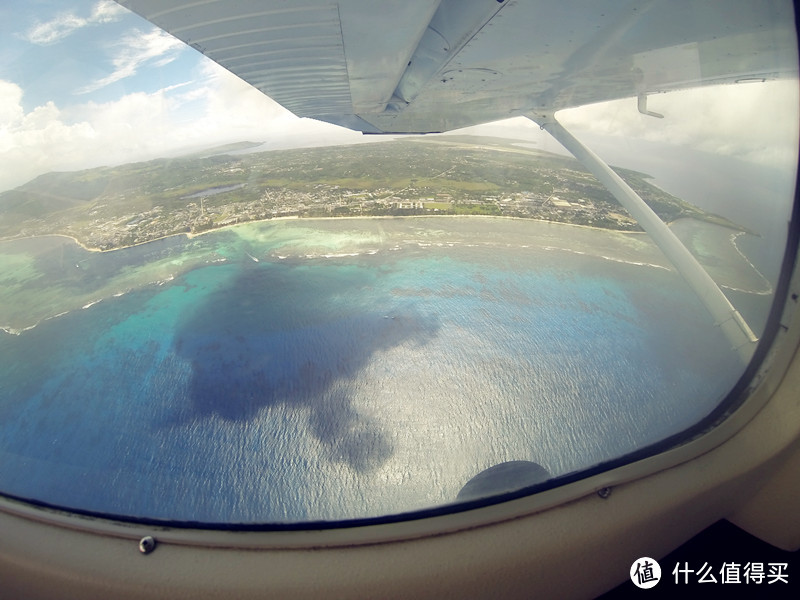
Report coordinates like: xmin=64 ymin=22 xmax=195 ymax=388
xmin=0 ymin=218 xmax=756 ymax=523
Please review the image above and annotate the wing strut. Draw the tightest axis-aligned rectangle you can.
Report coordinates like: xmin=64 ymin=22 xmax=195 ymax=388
xmin=527 ymin=112 xmax=758 ymax=364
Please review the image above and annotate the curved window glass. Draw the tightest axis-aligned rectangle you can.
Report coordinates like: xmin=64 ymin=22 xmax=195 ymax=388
xmin=0 ymin=1 xmax=797 ymax=525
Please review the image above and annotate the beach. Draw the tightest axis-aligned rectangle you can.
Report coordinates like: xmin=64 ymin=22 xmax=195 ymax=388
xmin=0 ymin=215 xmax=771 ymax=335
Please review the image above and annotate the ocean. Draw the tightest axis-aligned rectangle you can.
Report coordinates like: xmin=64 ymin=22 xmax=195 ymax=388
xmin=0 ymin=216 xmax=771 ymax=523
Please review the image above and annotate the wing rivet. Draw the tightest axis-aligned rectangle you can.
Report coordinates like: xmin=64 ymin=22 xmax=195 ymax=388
xmin=138 ymin=536 xmax=157 ymax=554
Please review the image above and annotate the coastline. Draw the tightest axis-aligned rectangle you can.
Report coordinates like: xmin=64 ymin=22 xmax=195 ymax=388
xmin=0 ymin=214 xmax=649 ymax=255
xmin=0 ymin=215 xmax=663 ymax=335
xmin=0 ymin=213 xmax=774 ymax=336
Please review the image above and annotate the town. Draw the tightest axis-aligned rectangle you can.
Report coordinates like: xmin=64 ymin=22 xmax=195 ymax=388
xmin=0 ymin=136 xmax=737 ymax=251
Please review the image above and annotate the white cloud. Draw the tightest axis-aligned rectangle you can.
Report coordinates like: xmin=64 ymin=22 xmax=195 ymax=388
xmin=23 ymin=1 xmax=127 ymax=45
xmin=191 ymin=61 xmax=295 ymax=132
xmin=0 ymin=80 xmax=25 ymax=131
xmin=76 ymin=27 xmax=185 ymax=94
xmin=3 ymin=63 xmax=798 ymax=195
xmin=556 ymin=80 xmax=800 ymax=169
xmin=457 ymin=81 xmax=799 ymax=171
xmin=24 ymin=14 xmax=86 ymax=45
xmin=178 ymin=61 xmax=364 ymax=149
xmin=0 ymin=63 xmax=362 ymax=192
xmin=90 ymin=0 xmax=129 ymax=23
xmin=0 ymin=82 xmax=199 ymax=191
xmin=1 ymin=81 xmax=95 ymax=185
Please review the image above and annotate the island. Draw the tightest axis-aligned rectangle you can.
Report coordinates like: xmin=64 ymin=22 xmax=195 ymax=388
xmin=0 ymin=135 xmax=742 ymax=251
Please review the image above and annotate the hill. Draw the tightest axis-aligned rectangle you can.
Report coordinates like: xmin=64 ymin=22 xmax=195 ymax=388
xmin=0 ymin=136 xmax=742 ymax=250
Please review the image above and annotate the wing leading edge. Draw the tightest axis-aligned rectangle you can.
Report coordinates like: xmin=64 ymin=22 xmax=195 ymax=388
xmin=117 ymin=0 xmax=797 ymax=134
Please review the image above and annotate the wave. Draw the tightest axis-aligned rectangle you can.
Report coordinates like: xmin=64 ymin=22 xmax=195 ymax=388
xmin=729 ymin=232 xmax=774 ymax=295
xmin=258 ymin=237 xmax=678 ymax=273
xmin=541 ymin=245 xmax=671 ymax=271
xmin=720 ymin=284 xmax=773 ymax=296
xmin=2 ymin=306 xmax=82 ymax=335
xmin=3 ymin=278 xmax=172 ymax=336
xmin=151 ymin=275 xmax=176 ymax=287
xmin=598 ymin=255 xmax=672 ymax=271
xmin=2 ymin=320 xmax=44 ymax=336
xmin=272 ymin=249 xmax=380 ymax=260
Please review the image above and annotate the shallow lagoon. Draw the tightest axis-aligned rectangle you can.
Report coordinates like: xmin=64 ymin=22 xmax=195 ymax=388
xmin=0 ymin=217 xmax=768 ymax=523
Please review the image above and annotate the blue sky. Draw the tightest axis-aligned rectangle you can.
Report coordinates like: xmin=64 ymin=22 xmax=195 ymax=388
xmin=0 ymin=1 xmax=797 ymax=193
xmin=0 ymin=0 xmax=365 ymax=191
xmin=4 ymin=1 xmax=190 ymax=107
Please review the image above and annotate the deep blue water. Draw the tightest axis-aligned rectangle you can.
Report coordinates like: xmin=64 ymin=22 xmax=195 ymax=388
xmin=0 ymin=219 xmax=753 ymax=523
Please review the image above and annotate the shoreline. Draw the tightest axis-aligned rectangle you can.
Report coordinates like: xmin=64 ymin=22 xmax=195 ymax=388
xmin=0 ymin=214 xmax=651 ymax=254
xmin=0 ymin=214 xmax=772 ymax=335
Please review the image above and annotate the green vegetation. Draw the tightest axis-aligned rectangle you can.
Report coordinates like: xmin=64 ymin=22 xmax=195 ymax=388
xmin=0 ymin=136 xmax=743 ymax=250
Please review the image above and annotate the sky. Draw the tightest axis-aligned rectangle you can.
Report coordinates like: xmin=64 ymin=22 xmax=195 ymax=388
xmin=0 ymin=0 xmax=797 ymax=193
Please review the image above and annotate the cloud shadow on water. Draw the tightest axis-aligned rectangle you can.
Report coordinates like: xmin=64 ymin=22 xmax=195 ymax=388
xmin=171 ymin=261 xmax=439 ymax=472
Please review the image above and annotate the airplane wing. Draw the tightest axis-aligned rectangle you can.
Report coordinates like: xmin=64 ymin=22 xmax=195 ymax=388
xmin=116 ymin=0 xmax=797 ymax=134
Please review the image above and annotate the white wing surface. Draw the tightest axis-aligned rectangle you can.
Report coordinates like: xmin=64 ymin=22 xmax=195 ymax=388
xmin=116 ymin=0 xmax=798 ymax=133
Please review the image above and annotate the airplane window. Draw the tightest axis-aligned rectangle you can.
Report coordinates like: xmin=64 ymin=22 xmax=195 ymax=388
xmin=0 ymin=1 xmax=797 ymax=526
